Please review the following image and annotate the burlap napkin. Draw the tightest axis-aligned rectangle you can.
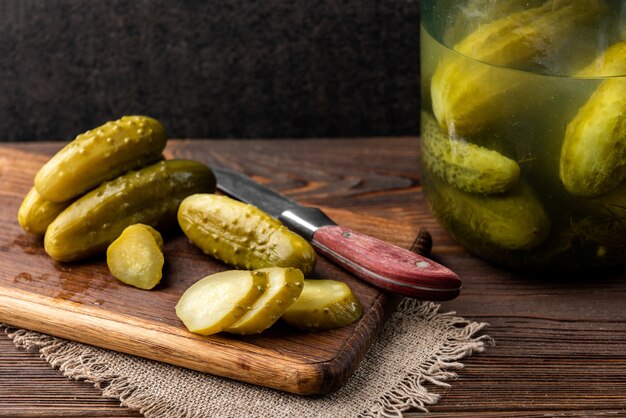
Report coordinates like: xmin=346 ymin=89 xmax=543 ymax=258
xmin=5 ymin=299 xmax=490 ymax=417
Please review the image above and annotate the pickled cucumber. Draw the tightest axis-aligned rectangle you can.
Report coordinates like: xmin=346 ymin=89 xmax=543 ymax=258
xmin=431 ymin=0 xmax=608 ymax=136
xmin=577 ymin=41 xmax=626 ymax=77
xmin=421 ymin=112 xmax=519 ymax=194
xmin=17 ymin=187 xmax=72 ymax=235
xmin=177 ymin=194 xmax=317 ymax=275
xmin=281 ymin=280 xmax=362 ymax=331
xmin=225 ymin=267 xmax=304 ymax=335
xmin=35 ymin=116 xmax=166 ymax=202
xmin=560 ymin=42 xmax=626 ymax=197
xmin=426 ymin=176 xmax=551 ymax=251
xmin=106 ymin=224 xmax=164 ymax=290
xmin=445 ymin=0 xmax=546 ymax=46
xmin=44 ymin=159 xmax=216 ymax=262
xmin=175 ymin=270 xmax=268 ymax=335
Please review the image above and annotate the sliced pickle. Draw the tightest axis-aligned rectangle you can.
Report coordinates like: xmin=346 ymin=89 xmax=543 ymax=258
xmin=175 ymin=270 xmax=268 ymax=336
xmin=281 ymin=280 xmax=362 ymax=331
xmin=225 ymin=267 xmax=304 ymax=335
xmin=106 ymin=224 xmax=164 ymax=290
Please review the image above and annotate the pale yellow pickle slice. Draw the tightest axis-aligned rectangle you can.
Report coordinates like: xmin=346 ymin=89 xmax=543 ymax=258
xmin=225 ymin=267 xmax=304 ymax=335
xmin=176 ymin=270 xmax=268 ymax=335
xmin=106 ymin=224 xmax=164 ymax=290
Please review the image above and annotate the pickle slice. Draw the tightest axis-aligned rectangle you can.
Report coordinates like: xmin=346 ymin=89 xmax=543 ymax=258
xmin=225 ymin=267 xmax=304 ymax=335
xmin=175 ymin=270 xmax=268 ymax=336
xmin=281 ymin=280 xmax=362 ymax=331
xmin=106 ymin=224 xmax=164 ymax=290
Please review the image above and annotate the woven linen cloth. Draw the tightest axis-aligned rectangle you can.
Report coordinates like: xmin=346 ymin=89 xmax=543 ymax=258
xmin=5 ymin=299 xmax=491 ymax=417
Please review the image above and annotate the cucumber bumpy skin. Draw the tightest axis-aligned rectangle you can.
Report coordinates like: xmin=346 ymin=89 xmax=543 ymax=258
xmin=44 ymin=159 xmax=216 ymax=262
xmin=560 ymin=42 xmax=626 ymax=198
xmin=106 ymin=224 xmax=165 ymax=290
xmin=426 ymin=176 xmax=551 ymax=251
xmin=18 ymin=187 xmax=72 ymax=235
xmin=177 ymin=194 xmax=317 ymax=275
xmin=281 ymin=279 xmax=363 ymax=331
xmin=431 ymin=0 xmax=608 ymax=137
xmin=421 ymin=112 xmax=519 ymax=194
xmin=35 ymin=115 xmax=167 ymax=202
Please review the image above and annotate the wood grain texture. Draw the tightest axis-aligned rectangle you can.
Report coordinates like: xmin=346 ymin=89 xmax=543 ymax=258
xmin=0 ymin=144 xmax=414 ymax=396
xmin=2 ymin=137 xmax=626 ymax=416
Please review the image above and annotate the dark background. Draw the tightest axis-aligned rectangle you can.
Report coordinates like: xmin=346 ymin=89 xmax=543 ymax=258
xmin=0 ymin=0 xmax=421 ymax=142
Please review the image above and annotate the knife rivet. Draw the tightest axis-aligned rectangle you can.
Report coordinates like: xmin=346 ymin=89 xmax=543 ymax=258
xmin=342 ymin=232 xmax=352 ymax=238
xmin=415 ymin=261 xmax=430 ymax=269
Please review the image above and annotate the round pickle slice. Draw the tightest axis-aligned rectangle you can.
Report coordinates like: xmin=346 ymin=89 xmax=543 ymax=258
xmin=176 ymin=270 xmax=268 ymax=336
xmin=225 ymin=267 xmax=304 ymax=335
xmin=281 ymin=280 xmax=362 ymax=331
xmin=106 ymin=224 xmax=164 ymax=290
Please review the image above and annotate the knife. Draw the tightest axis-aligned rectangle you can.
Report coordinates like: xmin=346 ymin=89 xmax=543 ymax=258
xmin=213 ymin=168 xmax=461 ymax=301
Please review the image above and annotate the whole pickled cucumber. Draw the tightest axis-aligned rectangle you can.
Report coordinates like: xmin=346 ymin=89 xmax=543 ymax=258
xmin=431 ymin=0 xmax=608 ymax=136
xmin=445 ymin=0 xmax=546 ymax=45
xmin=560 ymin=42 xmax=626 ymax=197
xmin=44 ymin=159 xmax=216 ymax=262
xmin=177 ymin=194 xmax=317 ymax=275
xmin=577 ymin=41 xmax=626 ymax=77
xmin=35 ymin=115 xmax=167 ymax=202
xmin=426 ymin=176 xmax=551 ymax=251
xmin=421 ymin=112 xmax=519 ymax=194
xmin=17 ymin=187 xmax=72 ymax=235
xmin=281 ymin=279 xmax=362 ymax=331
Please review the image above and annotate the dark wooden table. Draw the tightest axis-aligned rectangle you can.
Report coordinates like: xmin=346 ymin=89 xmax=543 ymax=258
xmin=1 ymin=138 xmax=625 ymax=417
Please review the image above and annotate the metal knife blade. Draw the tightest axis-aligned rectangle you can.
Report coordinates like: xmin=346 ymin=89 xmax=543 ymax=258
xmin=214 ymin=167 xmax=461 ymax=301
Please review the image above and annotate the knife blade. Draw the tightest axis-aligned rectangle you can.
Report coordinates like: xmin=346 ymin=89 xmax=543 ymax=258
xmin=213 ymin=168 xmax=461 ymax=301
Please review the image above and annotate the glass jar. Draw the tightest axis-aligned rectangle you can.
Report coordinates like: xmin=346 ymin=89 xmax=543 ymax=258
xmin=420 ymin=0 xmax=626 ymax=270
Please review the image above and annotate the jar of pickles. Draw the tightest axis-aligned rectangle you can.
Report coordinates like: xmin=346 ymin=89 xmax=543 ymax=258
xmin=420 ymin=0 xmax=626 ymax=270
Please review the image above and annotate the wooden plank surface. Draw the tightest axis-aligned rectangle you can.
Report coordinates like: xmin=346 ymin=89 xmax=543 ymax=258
xmin=1 ymin=137 xmax=626 ymax=416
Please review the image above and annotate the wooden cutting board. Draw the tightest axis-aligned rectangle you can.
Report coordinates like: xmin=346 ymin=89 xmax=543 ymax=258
xmin=0 ymin=143 xmax=420 ymax=395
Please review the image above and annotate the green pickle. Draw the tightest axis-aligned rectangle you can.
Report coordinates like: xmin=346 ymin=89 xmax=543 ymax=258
xmin=421 ymin=0 xmax=626 ymax=270
xmin=44 ymin=159 xmax=216 ymax=262
xmin=421 ymin=112 xmax=519 ymax=194
xmin=18 ymin=187 xmax=72 ymax=235
xmin=35 ymin=115 xmax=167 ymax=202
xmin=426 ymin=176 xmax=551 ymax=252
xmin=560 ymin=42 xmax=626 ymax=197
xmin=177 ymin=194 xmax=317 ymax=275
xmin=430 ymin=0 xmax=608 ymax=137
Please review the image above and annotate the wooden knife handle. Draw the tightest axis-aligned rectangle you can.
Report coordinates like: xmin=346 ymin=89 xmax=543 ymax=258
xmin=310 ymin=225 xmax=461 ymax=301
